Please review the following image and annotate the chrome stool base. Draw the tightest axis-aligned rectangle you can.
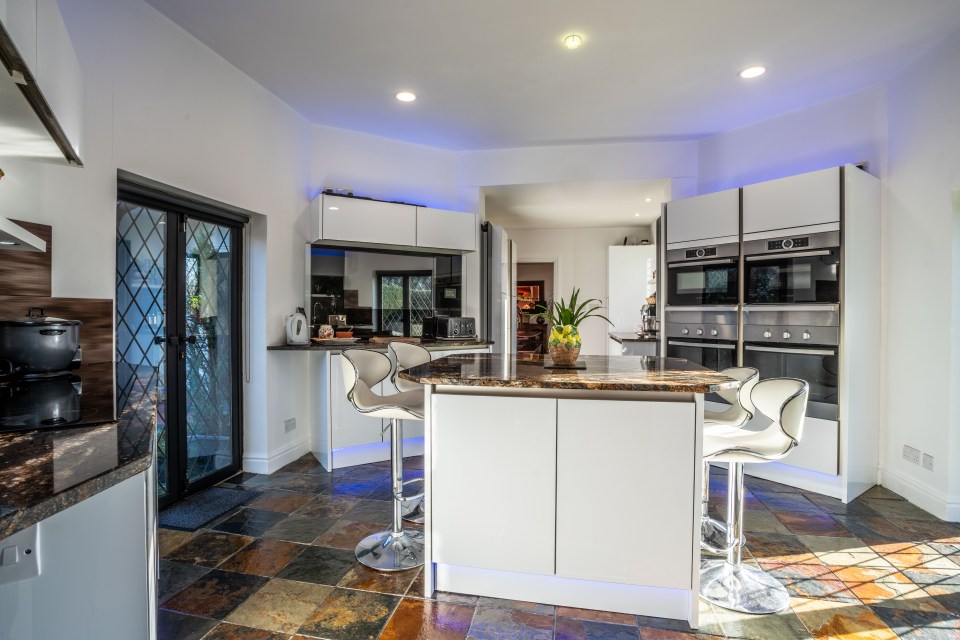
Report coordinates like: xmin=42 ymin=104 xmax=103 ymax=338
xmin=700 ymin=559 xmax=790 ymax=614
xmin=701 ymin=517 xmax=746 ymax=556
xmin=355 ymin=529 xmax=425 ymax=572
xmin=401 ymin=495 xmax=425 ymax=524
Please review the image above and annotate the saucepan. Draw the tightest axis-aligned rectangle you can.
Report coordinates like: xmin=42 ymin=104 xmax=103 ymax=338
xmin=0 ymin=307 xmax=82 ymax=376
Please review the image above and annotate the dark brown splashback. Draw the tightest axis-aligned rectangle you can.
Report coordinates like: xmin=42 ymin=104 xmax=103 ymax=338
xmin=0 ymin=220 xmax=51 ymax=296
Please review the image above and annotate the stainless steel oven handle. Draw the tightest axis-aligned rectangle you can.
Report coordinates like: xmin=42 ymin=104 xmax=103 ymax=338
xmin=668 ymin=341 xmax=736 ymax=350
xmin=745 ymin=249 xmax=832 ymax=262
xmin=744 ymin=345 xmax=837 ymax=356
xmin=667 ymin=258 xmax=736 ymax=268
xmin=743 ymin=304 xmax=839 ymax=313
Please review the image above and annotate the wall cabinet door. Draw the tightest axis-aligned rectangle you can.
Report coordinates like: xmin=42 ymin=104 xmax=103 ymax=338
xmin=322 ymin=195 xmax=416 ymax=246
xmin=330 ymin=355 xmax=385 ymax=449
xmin=743 ymin=167 xmax=840 ymax=234
xmin=432 ymin=394 xmax=557 ymax=575
xmin=556 ymin=399 xmax=695 ymax=589
xmin=417 ymin=207 xmax=476 ymax=252
xmin=666 ymin=189 xmax=739 ymax=245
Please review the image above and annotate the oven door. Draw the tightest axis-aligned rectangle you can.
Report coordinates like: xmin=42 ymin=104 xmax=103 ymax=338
xmin=744 ymin=248 xmax=840 ymax=304
xmin=742 ymin=343 xmax=839 ymax=420
xmin=666 ymin=339 xmax=737 ymax=404
xmin=666 ymin=258 xmax=738 ymax=306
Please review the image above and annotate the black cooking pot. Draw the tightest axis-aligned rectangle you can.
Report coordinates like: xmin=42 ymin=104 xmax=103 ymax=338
xmin=0 ymin=307 xmax=82 ymax=374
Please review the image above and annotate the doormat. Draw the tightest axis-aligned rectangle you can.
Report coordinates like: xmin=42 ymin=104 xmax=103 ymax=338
xmin=158 ymin=486 xmax=258 ymax=532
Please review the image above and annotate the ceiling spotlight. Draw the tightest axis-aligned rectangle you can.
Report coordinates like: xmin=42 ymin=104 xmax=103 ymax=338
xmin=645 ymin=197 xmax=652 ymax=202
xmin=328 ymin=206 xmax=339 ymax=211
xmin=395 ymin=91 xmax=417 ymax=102
xmin=738 ymin=65 xmax=767 ymax=79
xmin=563 ymin=34 xmax=583 ymax=50
xmin=634 ymin=213 xmax=641 ymax=217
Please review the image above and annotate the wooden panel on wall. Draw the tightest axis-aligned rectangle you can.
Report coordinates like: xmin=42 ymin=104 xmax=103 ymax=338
xmin=0 ymin=221 xmax=52 ymax=296
xmin=0 ymin=297 xmax=113 ymax=363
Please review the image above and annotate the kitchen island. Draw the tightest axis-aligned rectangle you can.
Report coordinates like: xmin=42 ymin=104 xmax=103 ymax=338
xmin=398 ymin=353 xmax=737 ymax=628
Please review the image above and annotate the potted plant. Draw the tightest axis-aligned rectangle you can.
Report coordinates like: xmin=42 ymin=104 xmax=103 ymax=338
xmin=532 ymin=288 xmax=612 ymax=366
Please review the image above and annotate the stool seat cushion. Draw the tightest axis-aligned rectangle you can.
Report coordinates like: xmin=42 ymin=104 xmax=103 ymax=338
xmin=703 ymin=425 xmax=793 ymax=463
xmin=704 ymin=406 xmax=749 ymax=428
xmin=355 ymin=388 xmax=424 ymax=420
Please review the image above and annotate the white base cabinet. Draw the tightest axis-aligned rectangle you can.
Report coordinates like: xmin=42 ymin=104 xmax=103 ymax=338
xmin=0 ymin=473 xmax=150 ymax=640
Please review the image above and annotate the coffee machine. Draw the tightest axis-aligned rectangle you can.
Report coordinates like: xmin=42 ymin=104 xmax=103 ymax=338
xmin=640 ymin=302 xmax=658 ymax=335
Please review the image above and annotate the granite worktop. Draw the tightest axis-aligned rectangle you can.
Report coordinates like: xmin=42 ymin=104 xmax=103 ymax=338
xmin=609 ymin=331 xmax=660 ymax=343
xmin=398 ymin=353 xmax=738 ymax=393
xmin=267 ymin=338 xmax=494 ymax=352
xmin=0 ymin=363 xmax=158 ymax=540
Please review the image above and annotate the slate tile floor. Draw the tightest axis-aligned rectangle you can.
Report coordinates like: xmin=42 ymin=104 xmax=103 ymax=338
xmin=159 ymin=454 xmax=960 ymax=639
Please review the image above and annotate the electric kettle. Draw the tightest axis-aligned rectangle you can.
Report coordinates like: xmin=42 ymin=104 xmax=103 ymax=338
xmin=285 ymin=308 xmax=309 ymax=345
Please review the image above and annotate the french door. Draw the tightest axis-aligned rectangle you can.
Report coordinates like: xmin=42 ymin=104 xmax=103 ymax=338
xmin=117 ymin=191 xmax=243 ymax=509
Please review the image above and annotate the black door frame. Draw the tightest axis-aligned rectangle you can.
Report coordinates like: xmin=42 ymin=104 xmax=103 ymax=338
xmin=376 ymin=270 xmax=432 ymax=336
xmin=118 ymin=189 xmax=244 ymax=509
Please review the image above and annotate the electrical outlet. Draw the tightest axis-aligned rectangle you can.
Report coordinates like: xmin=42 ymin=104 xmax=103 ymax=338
xmin=284 ymin=418 xmax=296 ymax=433
xmin=903 ymin=445 xmax=921 ymax=465
xmin=922 ymin=454 xmax=934 ymax=472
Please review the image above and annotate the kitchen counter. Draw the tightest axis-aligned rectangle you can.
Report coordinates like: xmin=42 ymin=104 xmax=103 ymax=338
xmin=399 ymin=353 xmax=736 ymax=393
xmin=608 ymin=331 xmax=660 ymax=343
xmin=0 ymin=363 xmax=158 ymax=540
xmin=267 ymin=338 xmax=494 ymax=352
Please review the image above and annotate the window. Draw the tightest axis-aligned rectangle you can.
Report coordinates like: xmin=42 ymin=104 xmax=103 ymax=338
xmin=377 ymin=271 xmax=433 ymax=336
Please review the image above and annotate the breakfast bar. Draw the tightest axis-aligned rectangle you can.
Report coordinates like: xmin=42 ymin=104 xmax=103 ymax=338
xmin=398 ymin=354 xmax=737 ymax=628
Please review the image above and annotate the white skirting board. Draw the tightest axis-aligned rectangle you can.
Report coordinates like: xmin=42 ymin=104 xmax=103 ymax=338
xmin=329 ymin=436 xmax=425 ymax=470
xmin=243 ymin=437 xmax=310 ymax=474
xmin=435 ymin=564 xmax=697 ymax=628
xmin=880 ymin=466 xmax=960 ymax=522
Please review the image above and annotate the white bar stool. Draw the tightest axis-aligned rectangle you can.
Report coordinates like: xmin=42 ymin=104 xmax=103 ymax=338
xmin=700 ymin=378 xmax=809 ymax=614
xmin=388 ymin=342 xmax=432 ymax=524
xmin=340 ymin=349 xmax=425 ymax=571
xmin=701 ymin=367 xmax=758 ymax=554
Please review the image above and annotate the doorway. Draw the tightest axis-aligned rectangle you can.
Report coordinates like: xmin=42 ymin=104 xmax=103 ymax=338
xmin=116 ymin=189 xmax=243 ymax=509
xmin=516 ymin=262 xmax=556 ymax=354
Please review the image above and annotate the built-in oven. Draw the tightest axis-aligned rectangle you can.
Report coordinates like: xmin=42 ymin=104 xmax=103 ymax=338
xmin=666 ymin=242 xmax=739 ymax=306
xmin=665 ymin=306 xmax=738 ymax=404
xmin=742 ymin=305 xmax=839 ymax=420
xmin=743 ymin=230 xmax=840 ymax=304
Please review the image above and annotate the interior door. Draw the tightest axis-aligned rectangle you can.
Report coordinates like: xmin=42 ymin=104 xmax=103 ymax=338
xmin=116 ymin=194 xmax=243 ymax=508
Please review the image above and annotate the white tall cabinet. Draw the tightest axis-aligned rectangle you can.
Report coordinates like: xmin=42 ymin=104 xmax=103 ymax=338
xmin=607 ymin=245 xmax=656 ymax=333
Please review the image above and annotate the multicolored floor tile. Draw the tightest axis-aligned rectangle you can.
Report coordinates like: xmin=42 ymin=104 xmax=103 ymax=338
xmin=155 ymin=452 xmax=960 ymax=640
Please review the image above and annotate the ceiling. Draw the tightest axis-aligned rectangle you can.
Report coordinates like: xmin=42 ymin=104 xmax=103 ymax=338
xmin=145 ymin=0 xmax=960 ymax=151
xmin=483 ymin=180 xmax=669 ymax=230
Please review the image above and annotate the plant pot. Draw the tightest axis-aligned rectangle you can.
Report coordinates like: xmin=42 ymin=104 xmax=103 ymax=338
xmin=548 ymin=324 xmax=581 ymax=366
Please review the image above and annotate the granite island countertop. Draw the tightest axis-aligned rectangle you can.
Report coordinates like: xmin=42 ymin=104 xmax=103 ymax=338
xmin=609 ymin=331 xmax=660 ymax=343
xmin=398 ymin=353 xmax=738 ymax=393
xmin=268 ymin=338 xmax=494 ymax=352
xmin=0 ymin=363 xmax=158 ymax=540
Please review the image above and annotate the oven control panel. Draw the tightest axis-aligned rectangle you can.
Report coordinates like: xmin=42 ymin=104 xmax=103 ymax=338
xmin=665 ymin=323 xmax=738 ymax=341
xmin=766 ymin=236 xmax=810 ymax=251
xmin=685 ymin=246 xmax=717 ymax=259
xmin=743 ymin=324 xmax=839 ymax=346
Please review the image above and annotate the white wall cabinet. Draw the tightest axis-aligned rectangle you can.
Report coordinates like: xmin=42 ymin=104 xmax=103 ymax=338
xmin=416 ymin=207 xmax=477 ymax=252
xmin=321 ymin=195 xmax=417 ymax=247
xmin=329 ymin=354 xmax=385 ymax=449
xmin=665 ymin=188 xmax=739 ymax=245
xmin=742 ymin=167 xmax=840 ymax=235
xmin=309 ymin=196 xmax=477 ymax=254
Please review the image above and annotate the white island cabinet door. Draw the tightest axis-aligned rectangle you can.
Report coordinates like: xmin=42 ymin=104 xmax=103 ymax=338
xmin=432 ymin=394 xmax=557 ymax=575
xmin=322 ymin=195 xmax=417 ymax=246
xmin=330 ymin=354 xmax=384 ymax=449
xmin=416 ymin=207 xmax=477 ymax=252
xmin=556 ymin=399 xmax=696 ymax=589
xmin=742 ymin=167 xmax=840 ymax=234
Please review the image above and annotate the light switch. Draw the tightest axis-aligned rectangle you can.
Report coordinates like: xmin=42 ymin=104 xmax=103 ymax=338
xmin=0 ymin=523 xmax=40 ymax=584
xmin=0 ymin=545 xmax=19 ymax=566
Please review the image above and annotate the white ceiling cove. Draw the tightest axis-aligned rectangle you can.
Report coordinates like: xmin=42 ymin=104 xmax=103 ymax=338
xmin=483 ymin=180 xmax=669 ymax=230
xmin=145 ymin=1 xmax=960 ymax=150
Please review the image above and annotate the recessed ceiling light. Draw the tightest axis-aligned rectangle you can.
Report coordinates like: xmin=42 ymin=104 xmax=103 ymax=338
xmin=645 ymin=197 xmax=652 ymax=202
xmin=738 ymin=65 xmax=767 ymax=79
xmin=395 ymin=91 xmax=417 ymax=102
xmin=563 ymin=34 xmax=583 ymax=50
xmin=634 ymin=213 xmax=641 ymax=217
xmin=328 ymin=206 xmax=339 ymax=211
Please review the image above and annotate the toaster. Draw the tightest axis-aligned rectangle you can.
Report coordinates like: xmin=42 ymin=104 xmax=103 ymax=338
xmin=423 ymin=316 xmax=476 ymax=339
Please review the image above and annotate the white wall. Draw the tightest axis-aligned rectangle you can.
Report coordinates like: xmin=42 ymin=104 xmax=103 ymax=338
xmin=506 ymin=227 xmax=651 ymax=354
xmin=882 ymin=29 xmax=960 ymax=518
